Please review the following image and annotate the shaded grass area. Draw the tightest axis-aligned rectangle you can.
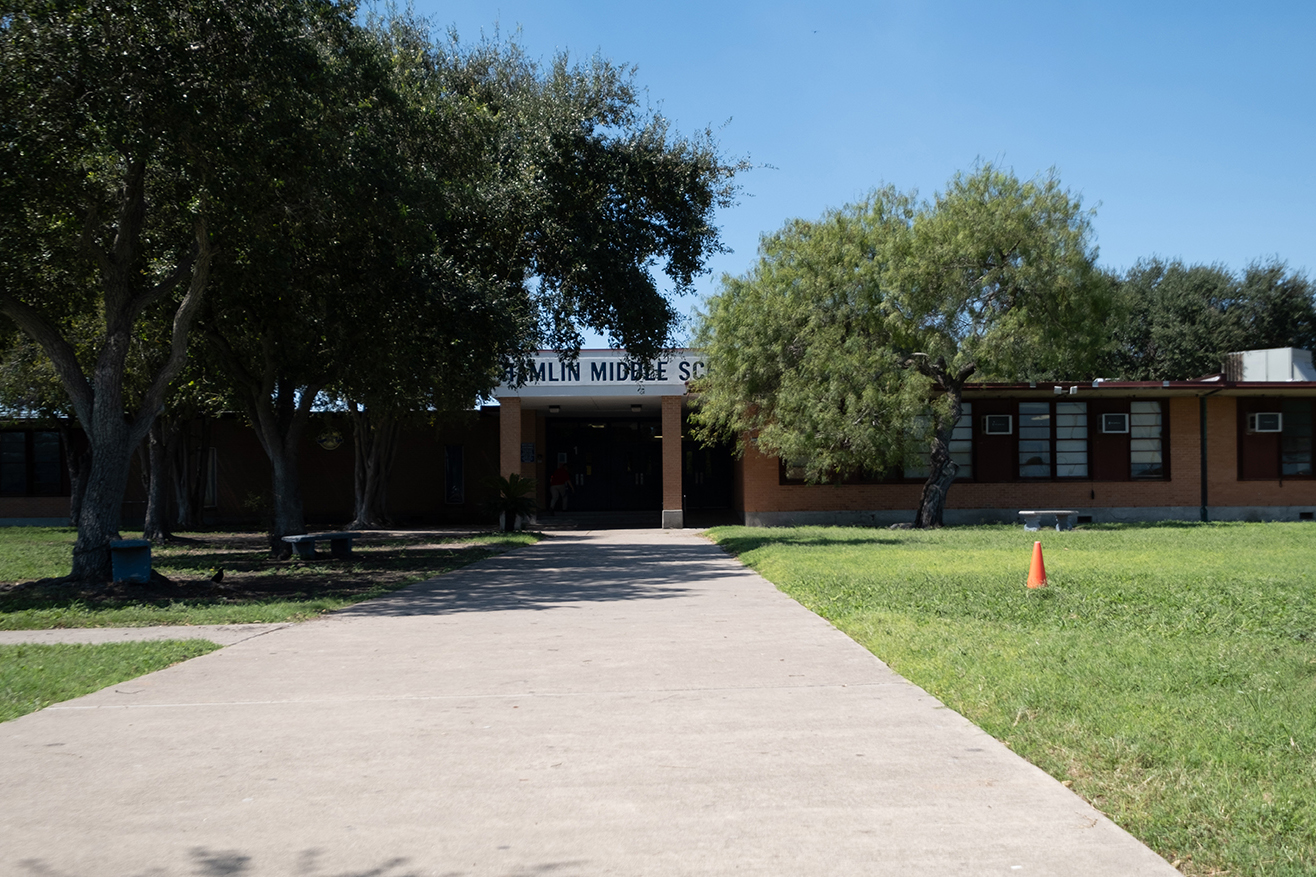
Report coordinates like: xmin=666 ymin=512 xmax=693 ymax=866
xmin=0 ymin=527 xmax=82 ymax=583
xmin=1 ymin=640 xmax=221 ymax=722
xmin=709 ymin=522 xmax=1316 ymax=877
xmin=0 ymin=529 xmax=538 ymax=629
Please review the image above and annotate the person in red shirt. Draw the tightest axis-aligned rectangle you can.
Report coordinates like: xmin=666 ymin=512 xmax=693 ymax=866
xmin=549 ymin=464 xmax=574 ymax=513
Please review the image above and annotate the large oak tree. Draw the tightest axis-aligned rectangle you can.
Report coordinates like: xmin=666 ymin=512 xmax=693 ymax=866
xmin=200 ymin=16 xmax=744 ymax=546
xmin=0 ymin=0 xmax=384 ymax=580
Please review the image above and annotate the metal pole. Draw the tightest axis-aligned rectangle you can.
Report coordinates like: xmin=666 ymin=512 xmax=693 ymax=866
xmin=1200 ymin=394 xmax=1209 ymax=522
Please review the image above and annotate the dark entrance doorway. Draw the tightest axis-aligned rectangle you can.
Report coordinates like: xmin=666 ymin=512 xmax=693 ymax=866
xmin=546 ymin=418 xmax=662 ymax=512
xmin=682 ymin=439 xmax=734 ymax=512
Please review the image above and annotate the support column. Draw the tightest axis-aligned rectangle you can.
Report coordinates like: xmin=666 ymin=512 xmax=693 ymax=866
xmin=661 ymin=394 xmax=684 ymax=529
xmin=497 ymin=396 xmax=522 ymax=480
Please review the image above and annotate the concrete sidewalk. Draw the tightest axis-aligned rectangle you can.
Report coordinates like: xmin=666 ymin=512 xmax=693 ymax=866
xmin=0 ymin=529 xmax=1178 ymax=876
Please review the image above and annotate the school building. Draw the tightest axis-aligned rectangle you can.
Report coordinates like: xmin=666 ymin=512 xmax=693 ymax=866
xmin=3 ymin=348 xmax=1316 ymax=529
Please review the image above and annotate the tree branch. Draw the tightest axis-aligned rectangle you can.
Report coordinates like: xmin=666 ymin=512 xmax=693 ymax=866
xmin=104 ymin=157 xmax=149 ymax=317
xmin=0 ymin=294 xmax=95 ymax=427
xmin=129 ymin=219 xmax=214 ymax=445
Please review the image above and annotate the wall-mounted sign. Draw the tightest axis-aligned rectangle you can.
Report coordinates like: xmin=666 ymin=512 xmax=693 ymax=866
xmin=316 ymin=429 xmax=343 ymax=450
xmin=521 ymin=442 xmax=536 ymax=463
xmin=495 ymin=349 xmax=708 ymax=398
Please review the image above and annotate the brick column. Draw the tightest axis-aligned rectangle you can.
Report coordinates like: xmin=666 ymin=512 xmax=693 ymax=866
xmin=661 ymin=395 xmax=683 ymax=528
xmin=498 ymin=396 xmax=522 ymax=480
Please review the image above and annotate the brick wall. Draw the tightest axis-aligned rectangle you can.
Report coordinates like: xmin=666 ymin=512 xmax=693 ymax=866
xmin=0 ymin=496 xmax=70 ymax=522
xmin=498 ymin=396 xmax=522 ymax=480
xmin=1210 ymin=395 xmax=1316 ymax=506
xmin=740 ymin=394 xmax=1316 ymax=516
xmin=662 ymin=396 xmax=682 ymax=511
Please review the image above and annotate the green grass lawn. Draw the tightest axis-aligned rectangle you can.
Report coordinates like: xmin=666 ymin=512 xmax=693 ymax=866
xmin=708 ymin=522 xmax=1316 ymax=877
xmin=1 ymin=640 xmax=221 ymax=722
xmin=0 ymin=528 xmax=537 ymax=628
xmin=0 ymin=527 xmax=83 ymax=583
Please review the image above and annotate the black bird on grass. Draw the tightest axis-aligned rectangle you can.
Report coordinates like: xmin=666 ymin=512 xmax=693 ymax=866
xmin=210 ymin=568 xmax=224 ymax=584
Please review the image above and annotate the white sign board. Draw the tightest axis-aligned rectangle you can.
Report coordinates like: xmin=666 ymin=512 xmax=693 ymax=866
xmin=494 ymin=349 xmax=707 ymax=398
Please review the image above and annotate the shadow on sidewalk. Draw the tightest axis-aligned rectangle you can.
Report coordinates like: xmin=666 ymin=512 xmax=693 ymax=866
xmin=337 ymin=535 xmax=745 ymax=616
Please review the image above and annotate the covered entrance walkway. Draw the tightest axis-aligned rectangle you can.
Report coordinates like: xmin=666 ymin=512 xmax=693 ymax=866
xmin=495 ymin=350 xmax=731 ymax=527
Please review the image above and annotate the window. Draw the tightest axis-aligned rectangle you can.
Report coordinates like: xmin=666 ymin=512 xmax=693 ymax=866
xmin=0 ymin=431 xmax=64 ymax=497
xmin=903 ymin=404 xmax=972 ymax=480
xmin=782 ymin=458 xmax=809 ymax=482
xmin=1281 ymin=400 xmax=1313 ymax=476
xmin=1055 ymin=402 xmax=1089 ymax=477
xmin=0 ymin=433 xmax=23 ymax=495
xmin=950 ymin=403 xmax=973 ymax=479
xmin=1017 ymin=402 xmax=1088 ymax=479
xmin=1238 ymin=400 xmax=1313 ymax=480
xmin=1129 ymin=401 xmax=1164 ymax=478
xmin=203 ymin=447 xmax=218 ymax=508
xmin=444 ymin=445 xmax=465 ymax=503
xmin=1018 ymin=402 xmax=1052 ymax=477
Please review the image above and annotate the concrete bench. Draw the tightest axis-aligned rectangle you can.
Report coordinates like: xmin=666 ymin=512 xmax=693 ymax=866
xmin=1019 ymin=510 xmax=1077 ymax=532
xmin=281 ymin=531 xmax=362 ymax=559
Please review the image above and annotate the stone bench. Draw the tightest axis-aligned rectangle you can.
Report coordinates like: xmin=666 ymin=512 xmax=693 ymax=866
xmin=1019 ymin=510 xmax=1078 ymax=532
xmin=281 ymin=531 xmax=362 ymax=559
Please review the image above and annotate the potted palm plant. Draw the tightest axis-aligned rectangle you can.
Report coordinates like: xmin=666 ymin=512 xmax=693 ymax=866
xmin=486 ymin=473 xmax=538 ymax=532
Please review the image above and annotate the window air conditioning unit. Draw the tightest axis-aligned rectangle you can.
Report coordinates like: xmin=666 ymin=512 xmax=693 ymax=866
xmin=982 ymin=414 xmax=1013 ymax=435
xmin=1248 ymin=412 xmax=1283 ymax=433
xmin=1101 ymin=413 xmax=1130 ymax=434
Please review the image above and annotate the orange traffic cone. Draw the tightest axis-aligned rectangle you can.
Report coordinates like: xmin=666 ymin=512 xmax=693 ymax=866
xmin=1026 ymin=541 xmax=1048 ymax=589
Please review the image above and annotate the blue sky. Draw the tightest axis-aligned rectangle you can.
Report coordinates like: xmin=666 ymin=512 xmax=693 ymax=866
xmin=415 ymin=0 xmax=1316 ymax=344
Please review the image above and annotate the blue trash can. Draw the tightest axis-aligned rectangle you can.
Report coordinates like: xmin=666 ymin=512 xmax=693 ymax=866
xmin=109 ymin=539 xmax=152 ymax=583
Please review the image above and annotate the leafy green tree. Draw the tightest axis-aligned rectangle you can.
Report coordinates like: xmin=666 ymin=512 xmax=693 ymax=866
xmin=203 ymin=15 xmax=744 ymax=546
xmin=0 ymin=0 xmax=395 ymax=581
xmin=1101 ymin=259 xmax=1316 ymax=380
xmin=692 ymin=166 xmax=1110 ymax=527
xmin=196 ymin=8 xmax=421 ymax=553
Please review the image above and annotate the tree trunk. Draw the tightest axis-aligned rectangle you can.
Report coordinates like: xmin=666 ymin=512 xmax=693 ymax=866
xmin=165 ymin=417 xmax=192 ymax=529
xmin=348 ymin=403 xmax=401 ymax=530
xmin=238 ymin=378 xmax=318 ymax=559
xmin=142 ymin=419 xmax=171 ymax=543
xmin=57 ymin=422 xmax=91 ymax=528
xmin=204 ymin=330 xmax=321 ymax=559
xmin=177 ymin=415 xmax=212 ymax=529
xmin=267 ymin=444 xmax=305 ymax=558
xmin=914 ymin=426 xmax=959 ymax=529
xmin=70 ymin=418 xmax=138 ymax=582
xmin=906 ymin=356 xmax=975 ymax=530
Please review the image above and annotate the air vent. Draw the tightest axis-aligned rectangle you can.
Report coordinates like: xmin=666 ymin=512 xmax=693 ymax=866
xmin=1101 ymin=413 xmax=1130 ymax=434
xmin=982 ymin=414 xmax=1013 ymax=435
xmin=1248 ymin=412 xmax=1283 ymax=433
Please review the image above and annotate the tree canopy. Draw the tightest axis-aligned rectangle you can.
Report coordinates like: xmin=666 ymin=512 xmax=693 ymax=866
xmin=1 ymin=1 xmax=744 ymax=571
xmin=691 ymin=165 xmax=1111 ymax=527
xmin=0 ymin=0 xmax=426 ymax=578
xmin=1098 ymin=259 xmax=1316 ymax=380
